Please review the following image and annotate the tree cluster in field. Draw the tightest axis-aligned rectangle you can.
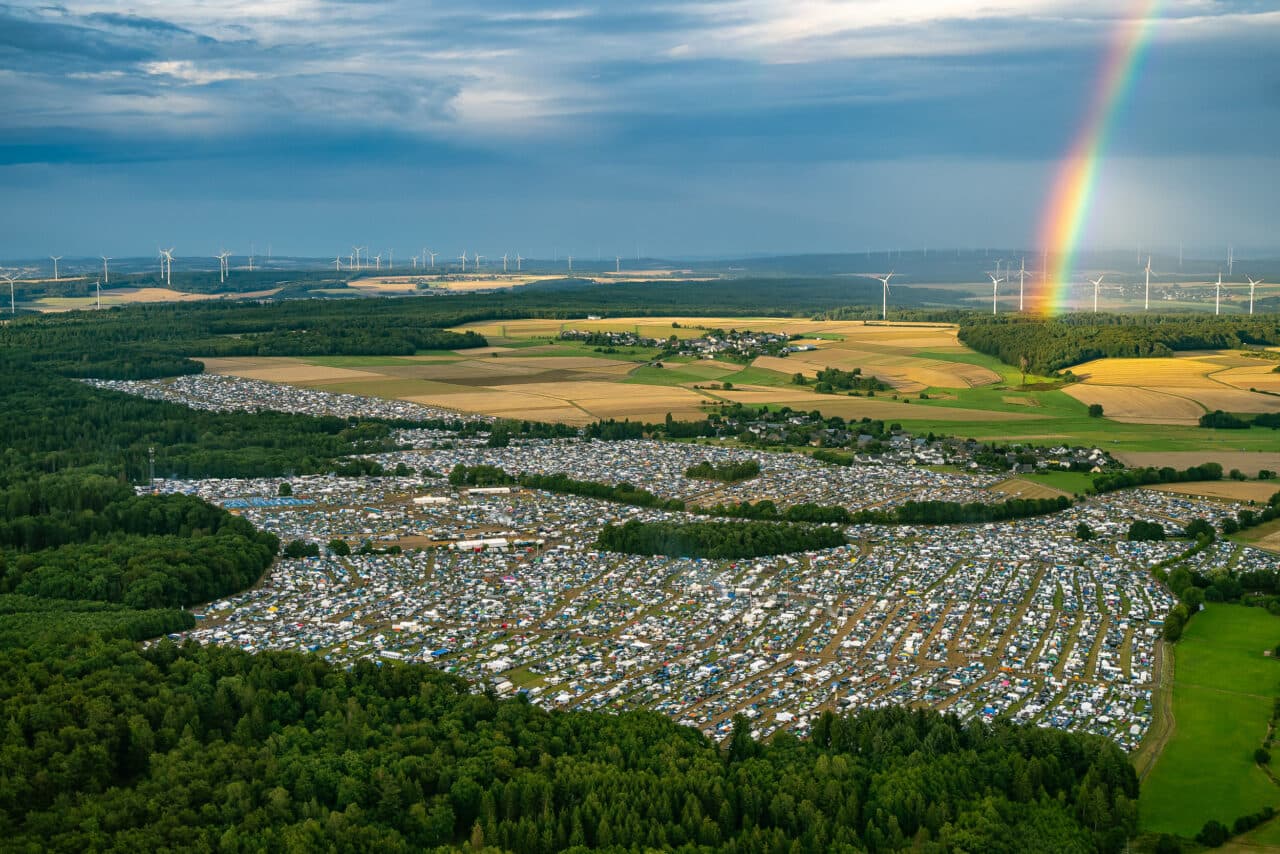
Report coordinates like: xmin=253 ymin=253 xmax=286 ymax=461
xmin=1126 ymin=520 xmax=1166 ymax=541
xmin=684 ymin=459 xmax=762 ymax=483
xmin=792 ymin=366 xmax=892 ymax=394
xmin=597 ymin=519 xmax=846 ymax=558
xmin=956 ymin=315 xmax=1280 ymax=375
xmin=447 ymin=464 xmax=515 ymax=487
xmin=1091 ymin=462 xmax=1224 ymax=493
xmin=1200 ymin=410 xmax=1280 ymax=430
xmin=852 ymin=495 xmax=1072 ymax=526
xmin=0 ymin=640 xmax=1139 ymax=852
xmin=517 ymin=472 xmax=685 ymax=512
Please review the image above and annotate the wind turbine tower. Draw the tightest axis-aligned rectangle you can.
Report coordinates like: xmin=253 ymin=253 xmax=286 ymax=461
xmin=1090 ymin=275 xmax=1104 ymax=313
xmin=516 ymin=253 xmax=522 ymax=272
xmin=1216 ymin=271 xmax=1223 ymax=316
xmin=101 ymin=256 xmax=111 ymax=284
xmin=1246 ymin=276 xmax=1263 ymax=315
xmin=1228 ymin=246 xmax=1234 ymax=276
xmin=459 ymin=252 xmax=468 ymax=272
xmin=248 ymin=243 xmax=255 ymax=272
xmin=2 ymin=272 xmax=17 ymax=314
xmin=428 ymin=250 xmax=438 ymax=269
xmin=1144 ymin=257 xmax=1152 ymax=311
xmin=333 ymin=256 xmax=343 ymax=272
xmin=49 ymin=256 xmax=61 ymax=282
xmin=1017 ymin=258 xmax=1028 ymax=311
xmin=876 ymin=272 xmax=895 ymax=321
xmin=161 ymin=249 xmax=174 ymax=286
xmin=615 ymin=256 xmax=621 ymax=274
xmin=95 ymin=279 xmax=101 ymax=310
xmin=988 ymin=272 xmax=1005 ymax=316
xmin=502 ymin=253 xmax=509 ymax=273
xmin=568 ymin=255 xmax=573 ymax=274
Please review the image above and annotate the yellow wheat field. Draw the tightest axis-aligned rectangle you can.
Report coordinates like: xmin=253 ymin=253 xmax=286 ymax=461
xmin=1061 ymin=385 xmax=1204 ymax=424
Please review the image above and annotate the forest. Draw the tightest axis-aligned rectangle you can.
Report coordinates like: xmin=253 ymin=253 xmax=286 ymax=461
xmin=597 ymin=519 xmax=847 ymax=558
xmin=957 ymin=315 xmax=1280 ymax=374
xmin=0 ymin=640 xmax=1139 ymax=852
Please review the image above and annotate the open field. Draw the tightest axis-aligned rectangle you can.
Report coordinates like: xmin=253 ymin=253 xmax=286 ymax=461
xmin=1067 ymin=352 xmax=1280 ymax=424
xmin=1140 ymin=605 xmax=1280 ymax=838
xmin=30 ymin=286 xmax=283 ymax=311
xmin=195 ymin=318 xmax=1280 ymax=468
xmin=1061 ymin=385 xmax=1205 ymax=425
xmin=1148 ymin=481 xmax=1280 ymax=503
xmin=349 ymin=274 xmax=558 ymax=292
xmin=755 ymin=344 xmax=999 ymax=392
xmin=988 ymin=477 xmax=1071 ymax=500
xmin=349 ymin=270 xmax=720 ymax=293
xmin=454 ymin=317 xmax=965 ymax=346
xmin=1115 ymin=452 xmax=1280 ymax=478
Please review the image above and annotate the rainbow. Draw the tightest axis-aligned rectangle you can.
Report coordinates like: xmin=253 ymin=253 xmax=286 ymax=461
xmin=1033 ymin=1 xmax=1164 ymax=314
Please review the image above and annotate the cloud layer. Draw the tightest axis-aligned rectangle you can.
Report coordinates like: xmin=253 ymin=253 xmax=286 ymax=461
xmin=0 ymin=1 xmax=1276 ymax=257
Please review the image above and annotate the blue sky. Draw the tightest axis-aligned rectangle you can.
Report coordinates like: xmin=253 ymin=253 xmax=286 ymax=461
xmin=0 ymin=0 xmax=1277 ymax=259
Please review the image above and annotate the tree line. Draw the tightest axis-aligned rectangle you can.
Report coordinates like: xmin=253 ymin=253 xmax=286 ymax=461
xmin=957 ymin=315 xmax=1280 ymax=375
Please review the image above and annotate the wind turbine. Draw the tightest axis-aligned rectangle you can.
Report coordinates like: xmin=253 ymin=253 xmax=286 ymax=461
xmin=1017 ymin=258 xmax=1028 ymax=311
xmin=248 ymin=243 xmax=255 ymax=272
xmin=95 ymin=278 xmax=102 ymax=309
xmin=1246 ymin=276 xmax=1263 ymax=315
xmin=988 ymin=272 xmax=1005 ymax=315
xmin=333 ymin=256 xmax=343 ymax=271
xmin=474 ymin=253 xmax=484 ymax=270
xmin=516 ymin=253 xmax=523 ymax=272
xmin=502 ymin=253 xmax=509 ymax=273
xmin=101 ymin=256 xmax=111 ymax=284
xmin=1215 ymin=271 xmax=1223 ymax=316
xmin=216 ymin=250 xmax=231 ymax=284
xmin=387 ymin=249 xmax=393 ymax=271
xmin=875 ymin=271 xmax=895 ymax=320
xmin=2 ymin=272 xmax=17 ymax=314
xmin=374 ymin=253 xmax=382 ymax=271
xmin=1228 ymin=246 xmax=1234 ymax=276
xmin=567 ymin=255 xmax=573 ymax=273
xmin=427 ymin=249 xmax=438 ymax=269
xmin=161 ymin=248 xmax=174 ymax=286
xmin=1144 ymin=257 xmax=1152 ymax=311
xmin=49 ymin=256 xmax=61 ymax=282
xmin=615 ymin=256 xmax=621 ymax=274
xmin=458 ymin=251 xmax=468 ymax=272
xmin=1090 ymin=274 xmax=1104 ymax=313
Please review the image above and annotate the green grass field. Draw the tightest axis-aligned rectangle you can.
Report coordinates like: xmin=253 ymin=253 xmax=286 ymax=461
xmin=1022 ymin=470 xmax=1098 ymax=495
xmin=1140 ymin=605 xmax=1280 ymax=837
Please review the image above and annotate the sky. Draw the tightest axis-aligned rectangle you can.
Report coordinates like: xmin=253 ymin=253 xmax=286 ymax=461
xmin=0 ymin=0 xmax=1277 ymax=260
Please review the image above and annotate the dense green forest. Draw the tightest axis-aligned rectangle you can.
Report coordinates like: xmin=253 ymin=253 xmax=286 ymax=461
xmin=0 ymin=640 xmax=1139 ymax=852
xmin=957 ymin=315 xmax=1280 ymax=374
xmin=597 ymin=519 xmax=847 ymax=558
